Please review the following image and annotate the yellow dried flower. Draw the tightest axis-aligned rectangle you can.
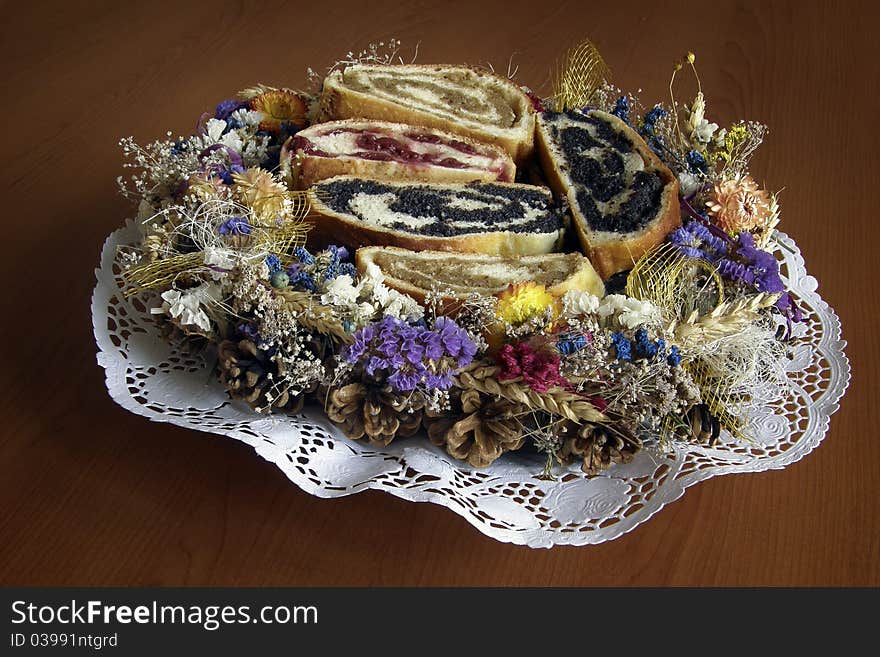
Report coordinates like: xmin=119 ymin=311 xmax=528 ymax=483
xmin=495 ymin=282 xmax=557 ymax=325
xmin=232 ymin=168 xmax=288 ymax=222
xmin=249 ymin=89 xmax=308 ymax=134
xmin=706 ymin=175 xmax=773 ymax=234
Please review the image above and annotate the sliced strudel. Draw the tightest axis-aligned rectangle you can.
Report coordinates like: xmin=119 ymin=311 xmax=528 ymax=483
xmin=309 ymin=176 xmax=565 ymax=256
xmin=536 ymin=109 xmax=681 ymax=279
xmin=356 ymin=246 xmax=604 ymax=309
xmin=318 ymin=64 xmax=536 ymax=163
xmin=282 ymin=119 xmax=515 ymax=190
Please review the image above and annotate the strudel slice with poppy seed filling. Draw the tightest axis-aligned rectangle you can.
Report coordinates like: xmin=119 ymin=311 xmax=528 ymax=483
xmin=318 ymin=64 xmax=536 ymax=164
xmin=282 ymin=119 xmax=516 ymax=190
xmin=536 ymin=108 xmax=681 ymax=279
xmin=309 ymin=176 xmax=565 ymax=256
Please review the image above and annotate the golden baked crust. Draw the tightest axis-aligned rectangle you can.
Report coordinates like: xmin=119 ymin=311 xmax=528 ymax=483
xmin=536 ymin=109 xmax=681 ymax=279
xmin=319 ymin=64 xmax=536 ymax=164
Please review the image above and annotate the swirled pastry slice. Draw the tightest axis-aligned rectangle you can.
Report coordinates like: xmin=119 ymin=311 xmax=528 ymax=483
xmin=282 ymin=119 xmax=515 ymax=190
xmin=318 ymin=64 xmax=536 ymax=163
xmin=536 ymin=109 xmax=681 ymax=279
xmin=356 ymin=246 xmax=604 ymax=308
xmin=309 ymin=176 xmax=565 ymax=256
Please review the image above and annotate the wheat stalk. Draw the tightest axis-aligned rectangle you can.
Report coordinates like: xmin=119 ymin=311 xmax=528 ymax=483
xmin=671 ymin=292 xmax=779 ymax=345
xmin=455 ymin=363 xmax=606 ymax=424
xmin=276 ymin=289 xmax=350 ymax=343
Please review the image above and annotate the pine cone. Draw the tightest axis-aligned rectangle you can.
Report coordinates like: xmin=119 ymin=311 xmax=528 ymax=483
xmin=325 ymin=381 xmax=423 ymax=446
xmin=556 ymin=421 xmax=641 ymax=475
xmin=685 ymin=404 xmax=721 ymax=445
xmin=217 ymin=339 xmax=311 ymax=413
xmin=424 ymin=389 xmax=526 ymax=468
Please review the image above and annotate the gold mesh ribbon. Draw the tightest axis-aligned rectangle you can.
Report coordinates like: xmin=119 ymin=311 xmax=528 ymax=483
xmin=552 ymin=39 xmax=611 ymax=111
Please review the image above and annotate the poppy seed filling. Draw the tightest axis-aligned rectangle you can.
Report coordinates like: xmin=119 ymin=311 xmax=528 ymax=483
xmin=317 ymin=179 xmax=564 ymax=237
xmin=544 ymin=110 xmax=665 ymax=234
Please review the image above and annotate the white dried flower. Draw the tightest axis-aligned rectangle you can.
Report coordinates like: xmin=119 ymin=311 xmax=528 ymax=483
xmin=372 ymin=281 xmax=423 ymax=321
xmin=205 ymin=118 xmax=227 ymax=143
xmin=152 ymin=283 xmax=220 ymax=333
xmin=686 ymin=92 xmax=719 ymax=145
xmin=562 ymin=290 xmax=601 ymax=317
xmin=203 ymin=247 xmax=237 ymax=278
xmin=321 ymin=274 xmax=360 ymax=306
xmin=692 ymin=118 xmax=719 ymax=144
xmin=362 ymin=262 xmax=423 ymax=321
xmin=598 ymin=294 xmax=663 ymax=329
xmin=678 ymin=171 xmax=703 ymax=197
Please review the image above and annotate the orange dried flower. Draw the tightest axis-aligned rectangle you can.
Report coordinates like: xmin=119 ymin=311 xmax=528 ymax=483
xmin=706 ymin=175 xmax=773 ymax=234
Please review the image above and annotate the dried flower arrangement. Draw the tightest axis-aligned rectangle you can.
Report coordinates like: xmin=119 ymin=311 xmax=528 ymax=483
xmin=112 ymin=40 xmax=805 ymax=481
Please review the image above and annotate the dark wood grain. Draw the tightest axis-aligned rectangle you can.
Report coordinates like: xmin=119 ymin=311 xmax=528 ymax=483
xmin=0 ymin=0 xmax=876 ymax=586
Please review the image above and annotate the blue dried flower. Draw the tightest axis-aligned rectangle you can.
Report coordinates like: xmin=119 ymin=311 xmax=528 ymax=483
xmin=666 ymin=345 xmax=682 ymax=367
xmin=293 ymin=246 xmax=315 ymax=265
xmin=610 ymin=331 xmax=632 ymax=361
xmin=612 ymin=95 xmax=631 ymax=124
xmin=558 ymin=333 xmax=588 ymax=355
xmin=289 ymin=270 xmax=316 ymax=292
xmin=686 ymin=149 xmax=709 ymax=174
xmin=323 ymin=260 xmax=340 ymax=281
xmin=340 ymin=262 xmax=357 ymax=278
xmin=265 ymin=254 xmax=283 ymax=273
xmin=237 ymin=322 xmax=260 ymax=341
xmin=170 ymin=139 xmax=188 ymax=156
xmin=328 ymin=245 xmax=349 ymax=261
xmin=641 ymin=105 xmax=667 ymax=138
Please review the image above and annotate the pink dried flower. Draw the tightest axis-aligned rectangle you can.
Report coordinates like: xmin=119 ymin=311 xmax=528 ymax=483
xmin=496 ymin=342 xmax=571 ymax=393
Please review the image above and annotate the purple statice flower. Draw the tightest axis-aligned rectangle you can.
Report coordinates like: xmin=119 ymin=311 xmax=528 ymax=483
xmin=387 ymin=369 xmax=421 ymax=391
xmin=199 ymin=144 xmax=245 ymax=184
xmin=215 ymin=99 xmax=249 ymax=122
xmin=668 ymin=220 xmax=730 ymax=260
xmin=715 ymin=232 xmax=802 ymax=324
xmin=434 ymin=316 xmax=477 ymax=367
xmin=218 ymin=216 xmax=251 ymax=236
xmin=717 ymin=232 xmax=784 ymax=293
xmin=342 ymin=316 xmax=477 ymax=392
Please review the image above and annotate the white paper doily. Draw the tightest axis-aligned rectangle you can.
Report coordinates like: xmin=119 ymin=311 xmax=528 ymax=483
xmin=92 ymin=222 xmax=850 ymax=548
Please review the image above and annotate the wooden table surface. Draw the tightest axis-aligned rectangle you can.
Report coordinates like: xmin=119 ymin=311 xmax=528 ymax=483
xmin=1 ymin=0 xmax=876 ymax=586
